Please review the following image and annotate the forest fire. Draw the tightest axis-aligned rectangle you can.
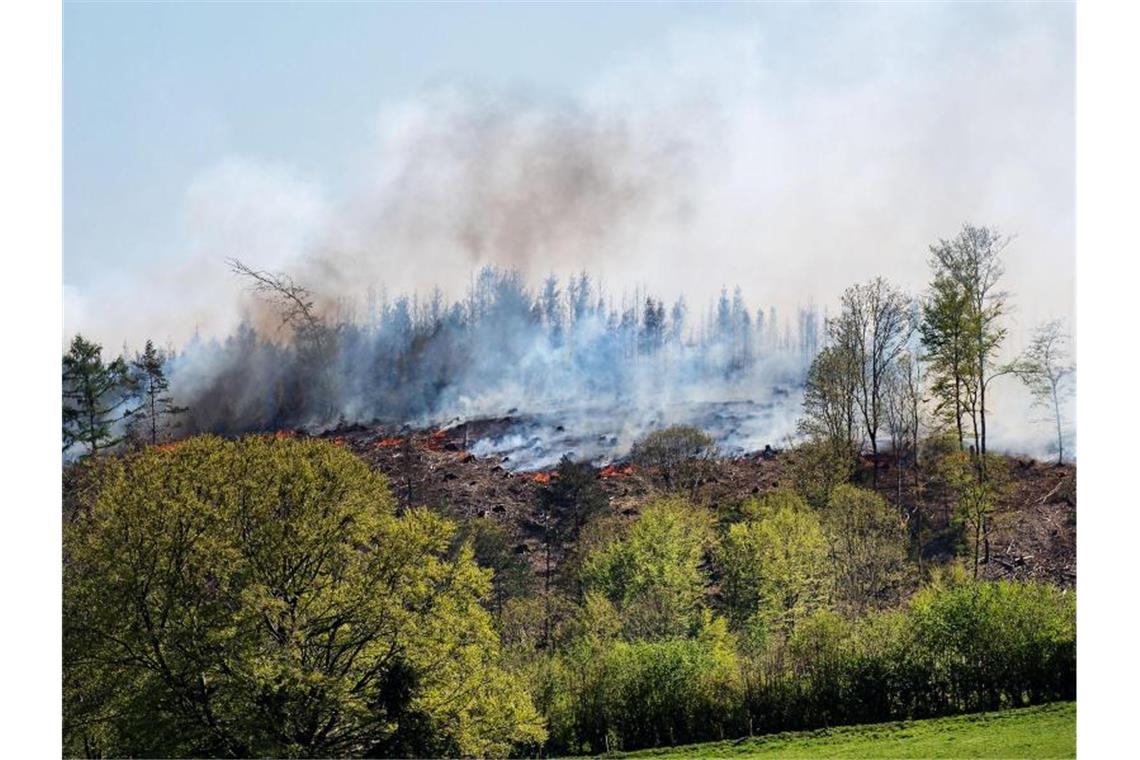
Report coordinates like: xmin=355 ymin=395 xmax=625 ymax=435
xmin=599 ymin=464 xmax=637 ymax=478
xmin=424 ymin=429 xmax=450 ymax=452
xmin=375 ymin=436 xmax=403 ymax=448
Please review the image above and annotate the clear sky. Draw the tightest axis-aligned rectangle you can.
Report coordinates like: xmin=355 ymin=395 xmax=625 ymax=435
xmin=64 ymin=1 xmax=1074 ymax=349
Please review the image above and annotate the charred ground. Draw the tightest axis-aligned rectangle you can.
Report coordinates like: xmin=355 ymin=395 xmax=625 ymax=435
xmin=312 ymin=418 xmax=1075 ymax=590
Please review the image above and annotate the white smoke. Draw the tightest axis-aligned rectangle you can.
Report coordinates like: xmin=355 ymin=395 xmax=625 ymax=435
xmin=63 ymin=8 xmax=1075 ymax=459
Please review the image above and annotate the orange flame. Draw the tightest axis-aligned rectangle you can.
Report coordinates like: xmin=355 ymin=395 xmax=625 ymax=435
xmin=599 ymin=464 xmax=636 ymax=478
xmin=423 ymin=429 xmax=450 ymax=451
xmin=531 ymin=472 xmax=554 ymax=484
xmin=375 ymin=436 xmax=403 ymax=448
xmin=273 ymin=430 xmax=296 ymax=441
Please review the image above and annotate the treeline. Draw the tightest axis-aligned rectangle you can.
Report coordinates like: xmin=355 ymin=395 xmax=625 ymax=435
xmin=486 ymin=449 xmax=1073 ymax=755
xmin=795 ymin=224 xmax=1073 ymax=578
xmin=62 ymin=434 xmax=1075 ymax=758
xmin=62 ymin=266 xmax=821 ymax=452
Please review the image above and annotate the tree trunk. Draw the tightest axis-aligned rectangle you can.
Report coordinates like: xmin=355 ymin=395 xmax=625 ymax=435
xmin=1052 ymin=381 xmax=1064 ymax=464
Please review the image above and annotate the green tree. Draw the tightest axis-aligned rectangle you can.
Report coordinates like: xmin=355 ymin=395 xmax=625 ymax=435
xmin=451 ymin=518 xmax=534 ymax=620
xmin=937 ymin=451 xmax=1011 ymax=579
xmin=926 ymin=224 xmax=1011 ymax=469
xmin=821 ymin=485 xmax=909 ymax=610
xmin=920 ymin=266 xmax=975 ymax=450
xmin=717 ymin=490 xmax=833 ymax=640
xmin=127 ymin=339 xmax=188 ymax=445
xmin=62 ymin=334 xmax=132 ymax=456
xmin=580 ymin=498 xmax=713 ymax=640
xmin=64 ymin=435 xmax=545 ymax=758
xmin=539 ymin=455 xmax=609 ymax=545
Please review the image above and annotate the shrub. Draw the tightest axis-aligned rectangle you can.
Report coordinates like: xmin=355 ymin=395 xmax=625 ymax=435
xmin=630 ymin=425 xmax=716 ymax=496
xmin=547 ymin=614 xmax=745 ymax=754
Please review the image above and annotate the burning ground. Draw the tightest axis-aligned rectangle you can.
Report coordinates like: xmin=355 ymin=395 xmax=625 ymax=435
xmin=312 ymin=416 xmax=1075 ymax=589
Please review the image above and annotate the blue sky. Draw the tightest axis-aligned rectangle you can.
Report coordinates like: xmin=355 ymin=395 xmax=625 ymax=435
xmin=64 ymin=2 xmax=1074 ymax=350
xmin=66 ymin=1 xmax=774 ymax=283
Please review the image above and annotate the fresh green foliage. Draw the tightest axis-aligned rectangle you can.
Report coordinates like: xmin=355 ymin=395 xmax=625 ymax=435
xmin=546 ymin=614 xmax=745 ymax=755
xmin=62 ymin=334 xmax=132 ymax=455
xmin=540 ymin=574 xmax=1073 ymax=755
xmin=923 ymin=224 xmax=1011 ymax=463
xmin=616 ymin=701 xmax=1075 ymax=759
xmin=920 ymin=263 xmax=976 ymax=451
xmin=580 ymin=498 xmax=714 ymax=640
xmin=717 ymin=491 xmax=832 ymax=641
xmin=63 ymin=435 xmax=545 ymax=758
xmin=821 ymin=485 xmax=910 ymax=610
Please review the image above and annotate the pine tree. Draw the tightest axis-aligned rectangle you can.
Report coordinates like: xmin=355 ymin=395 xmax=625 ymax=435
xmin=62 ymin=335 xmax=132 ymax=456
xmin=128 ymin=340 xmax=188 ymax=445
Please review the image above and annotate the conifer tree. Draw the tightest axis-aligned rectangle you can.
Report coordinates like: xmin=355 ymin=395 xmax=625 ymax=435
xmin=62 ymin=334 xmax=132 ymax=456
xmin=128 ymin=339 xmax=187 ymax=445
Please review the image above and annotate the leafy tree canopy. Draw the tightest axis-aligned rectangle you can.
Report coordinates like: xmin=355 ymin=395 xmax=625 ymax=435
xmin=63 ymin=435 xmax=545 ymax=758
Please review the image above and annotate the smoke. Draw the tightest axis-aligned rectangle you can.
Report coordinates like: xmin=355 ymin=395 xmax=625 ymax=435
xmin=64 ymin=7 xmax=1075 ymax=461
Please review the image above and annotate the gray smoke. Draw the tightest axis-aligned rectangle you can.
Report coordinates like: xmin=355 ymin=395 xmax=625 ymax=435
xmin=64 ymin=12 xmax=1076 ymax=461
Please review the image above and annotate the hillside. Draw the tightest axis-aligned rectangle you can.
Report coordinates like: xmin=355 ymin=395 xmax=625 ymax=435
xmin=317 ymin=421 xmax=1076 ymax=589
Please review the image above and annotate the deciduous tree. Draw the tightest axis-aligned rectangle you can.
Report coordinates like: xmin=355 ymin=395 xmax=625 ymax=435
xmin=1013 ymin=321 xmax=1074 ymax=464
xmin=64 ymin=435 xmax=546 ymax=758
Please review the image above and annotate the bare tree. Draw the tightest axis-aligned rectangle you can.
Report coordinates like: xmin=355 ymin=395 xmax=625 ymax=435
xmin=1013 ymin=321 xmax=1075 ymax=464
xmin=884 ymin=352 xmax=919 ymax=510
xmin=227 ymin=258 xmax=325 ymax=346
xmin=228 ymin=258 xmax=339 ymax=417
xmin=832 ymin=277 xmax=914 ymax=485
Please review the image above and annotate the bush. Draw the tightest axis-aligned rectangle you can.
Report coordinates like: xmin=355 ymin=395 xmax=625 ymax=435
xmin=744 ymin=578 xmax=1075 ymax=733
xmin=546 ymin=614 xmax=745 ymax=754
xmin=64 ymin=435 xmax=545 ymax=758
xmin=630 ymin=425 xmax=716 ymax=496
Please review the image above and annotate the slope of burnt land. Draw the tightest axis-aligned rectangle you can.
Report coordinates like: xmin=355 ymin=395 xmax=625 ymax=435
xmin=316 ymin=420 xmax=1075 ymax=588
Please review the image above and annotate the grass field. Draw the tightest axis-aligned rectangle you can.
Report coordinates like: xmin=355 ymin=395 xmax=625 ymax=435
xmin=616 ymin=702 xmax=1075 ymax=759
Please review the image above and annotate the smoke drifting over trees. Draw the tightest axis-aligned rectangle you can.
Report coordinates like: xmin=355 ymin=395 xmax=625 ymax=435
xmin=171 ymin=264 xmax=818 ymax=467
xmin=63 ymin=9 xmax=1074 ymax=461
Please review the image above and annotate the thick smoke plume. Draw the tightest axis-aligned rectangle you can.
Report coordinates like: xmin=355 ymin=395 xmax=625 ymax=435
xmin=65 ymin=11 xmax=1075 ymax=461
xmin=174 ymin=266 xmax=817 ymax=470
